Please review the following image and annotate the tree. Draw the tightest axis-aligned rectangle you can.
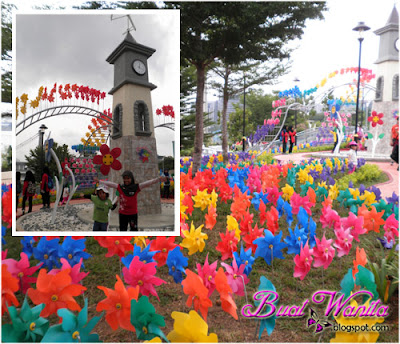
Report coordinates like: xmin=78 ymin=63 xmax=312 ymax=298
xmin=210 ymin=60 xmax=287 ymax=162
xmin=1 ymin=3 xmax=13 ymax=103
xmin=25 ymin=141 xmax=72 ymax=182
xmin=179 ymin=2 xmax=327 ymax=174
xmin=1 ymin=145 xmax=12 ymax=171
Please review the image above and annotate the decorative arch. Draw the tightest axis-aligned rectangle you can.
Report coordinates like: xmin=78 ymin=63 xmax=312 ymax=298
xmin=392 ymin=74 xmax=399 ymax=101
xmin=134 ymin=100 xmax=151 ymax=136
xmin=112 ymin=103 xmax=123 ymax=139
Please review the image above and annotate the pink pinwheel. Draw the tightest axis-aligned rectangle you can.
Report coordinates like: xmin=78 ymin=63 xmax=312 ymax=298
xmin=290 ymin=193 xmax=313 ymax=216
xmin=293 ymin=241 xmax=313 ymax=280
xmin=333 ymin=227 xmax=353 ymax=257
xmin=266 ymin=186 xmax=282 ymax=206
xmin=221 ymin=257 xmax=249 ymax=297
xmin=383 ymin=214 xmax=399 ymax=244
xmin=341 ymin=212 xmax=365 ymax=242
xmin=48 ymin=258 xmax=89 ymax=285
xmin=319 ymin=206 xmax=341 ymax=230
xmin=196 ymin=254 xmax=218 ymax=297
xmin=312 ymin=234 xmax=335 ymax=269
xmin=2 ymin=252 xmax=43 ymax=294
xmin=122 ymin=256 xmax=166 ymax=300
xmin=93 ymin=144 xmax=122 ymax=175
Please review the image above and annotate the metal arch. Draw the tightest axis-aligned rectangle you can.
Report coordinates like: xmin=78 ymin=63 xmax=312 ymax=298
xmin=16 ymin=105 xmax=116 ymax=136
xmin=154 ymin=122 xmax=175 ymax=131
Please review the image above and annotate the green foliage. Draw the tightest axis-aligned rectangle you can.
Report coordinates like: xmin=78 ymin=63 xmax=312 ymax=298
xmin=255 ymin=151 xmax=275 ymax=165
xmin=1 ymin=145 xmax=12 ymax=171
xmin=158 ymin=156 xmax=174 ymax=172
xmin=336 ymin=164 xmax=382 ymax=190
xmin=25 ymin=141 xmax=72 ymax=182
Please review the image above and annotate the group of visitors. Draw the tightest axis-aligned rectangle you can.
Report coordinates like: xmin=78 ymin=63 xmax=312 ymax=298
xmin=280 ymin=125 xmax=297 ymax=154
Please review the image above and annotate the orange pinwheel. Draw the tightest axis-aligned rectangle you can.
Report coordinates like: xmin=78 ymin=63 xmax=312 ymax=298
xmin=306 ymin=187 xmax=316 ymax=207
xmin=239 ymin=211 xmax=254 ymax=235
xmin=230 ymin=185 xmax=252 ymax=221
xmin=215 ymin=268 xmax=238 ymax=320
xmin=352 ymin=246 xmax=368 ymax=279
xmin=358 ymin=204 xmax=385 ymax=233
xmin=205 ymin=205 xmax=217 ymax=230
xmin=322 ymin=196 xmax=332 ymax=209
xmin=2 ymin=264 xmax=19 ymax=315
xmin=96 ymin=275 xmax=139 ymax=331
xmin=182 ymin=269 xmax=212 ymax=321
xmin=27 ymin=268 xmax=86 ymax=317
xmin=243 ymin=224 xmax=264 ymax=254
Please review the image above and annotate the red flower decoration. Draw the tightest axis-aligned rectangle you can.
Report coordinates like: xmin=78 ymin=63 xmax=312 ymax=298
xmin=367 ymin=111 xmax=384 ymax=127
xmin=93 ymin=144 xmax=122 ymax=175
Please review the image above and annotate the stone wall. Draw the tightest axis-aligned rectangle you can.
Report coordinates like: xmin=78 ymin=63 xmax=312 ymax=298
xmin=110 ymin=135 xmax=162 ymax=215
xmin=367 ymin=101 xmax=398 ymax=155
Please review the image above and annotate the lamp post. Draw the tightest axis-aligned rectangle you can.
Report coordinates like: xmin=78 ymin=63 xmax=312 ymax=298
xmin=242 ymin=73 xmax=246 ymax=152
xmin=293 ymin=77 xmax=300 ymax=145
xmin=353 ymin=21 xmax=370 ymax=134
xmin=39 ymin=124 xmax=48 ymax=178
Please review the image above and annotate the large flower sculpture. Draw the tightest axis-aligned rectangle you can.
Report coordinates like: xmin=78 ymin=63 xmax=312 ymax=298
xmin=367 ymin=111 xmax=384 ymax=127
xmin=93 ymin=144 xmax=122 ymax=175
xmin=97 ymin=275 xmax=139 ymax=331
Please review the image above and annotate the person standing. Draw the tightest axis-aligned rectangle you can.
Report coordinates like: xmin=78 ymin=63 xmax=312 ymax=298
xmin=288 ymin=126 xmax=297 ymax=154
xmin=16 ymin=171 xmax=22 ymax=211
xmin=280 ymin=125 xmax=288 ymax=154
xmin=22 ymin=170 xmax=35 ymax=215
xmin=162 ymin=169 xmax=171 ymax=199
xmin=40 ymin=166 xmax=51 ymax=210
xmin=390 ymin=116 xmax=399 ymax=169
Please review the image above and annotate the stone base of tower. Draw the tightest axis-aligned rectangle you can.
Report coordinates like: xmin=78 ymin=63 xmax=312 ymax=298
xmin=367 ymin=101 xmax=398 ymax=156
xmin=110 ymin=136 xmax=162 ymax=216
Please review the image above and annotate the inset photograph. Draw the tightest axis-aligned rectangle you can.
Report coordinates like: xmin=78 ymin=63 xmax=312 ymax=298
xmin=14 ymin=11 xmax=180 ymax=235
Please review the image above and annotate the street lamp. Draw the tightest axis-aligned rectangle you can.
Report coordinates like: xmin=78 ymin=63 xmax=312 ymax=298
xmin=242 ymin=73 xmax=246 ymax=152
xmin=293 ymin=77 xmax=300 ymax=145
xmin=353 ymin=21 xmax=370 ymax=134
xmin=39 ymin=124 xmax=48 ymax=148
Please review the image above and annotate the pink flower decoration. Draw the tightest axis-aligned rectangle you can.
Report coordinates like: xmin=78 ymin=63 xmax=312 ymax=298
xmin=312 ymin=233 xmax=335 ymax=269
xmin=341 ymin=212 xmax=365 ymax=242
xmin=320 ymin=206 xmax=341 ymax=230
xmin=221 ymin=257 xmax=249 ymax=297
xmin=321 ymin=122 xmax=326 ymax=127
xmin=274 ymin=118 xmax=280 ymax=125
xmin=384 ymin=214 xmax=399 ymax=244
xmin=93 ymin=144 xmax=122 ymax=175
xmin=196 ymin=254 xmax=218 ymax=297
xmin=122 ymin=256 xmax=166 ymax=300
xmin=328 ymin=122 xmax=333 ymax=127
xmin=333 ymin=227 xmax=353 ymax=257
xmin=347 ymin=113 xmax=352 ymax=118
xmin=293 ymin=241 xmax=313 ymax=280
xmin=2 ymin=252 xmax=43 ymax=293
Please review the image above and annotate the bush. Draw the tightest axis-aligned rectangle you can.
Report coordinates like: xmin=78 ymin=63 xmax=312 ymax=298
xmin=336 ymin=164 xmax=382 ymax=190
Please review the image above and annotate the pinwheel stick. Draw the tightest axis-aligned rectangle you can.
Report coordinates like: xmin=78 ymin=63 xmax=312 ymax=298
xmin=322 ymin=269 xmax=324 ymax=289
xmin=239 ymin=275 xmax=249 ymax=307
xmin=254 ymin=320 xmax=260 ymax=341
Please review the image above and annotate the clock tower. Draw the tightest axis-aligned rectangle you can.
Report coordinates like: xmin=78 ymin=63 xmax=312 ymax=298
xmin=106 ymin=31 xmax=162 ymax=215
xmin=368 ymin=6 xmax=399 ymax=156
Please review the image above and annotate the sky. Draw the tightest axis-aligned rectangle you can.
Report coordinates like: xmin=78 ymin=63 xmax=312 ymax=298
xmin=1 ymin=0 xmax=398 ymax=158
xmin=12 ymin=4 xmax=179 ymax=162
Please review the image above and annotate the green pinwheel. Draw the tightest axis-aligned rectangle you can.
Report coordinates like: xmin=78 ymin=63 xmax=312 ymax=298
xmin=41 ymin=299 xmax=103 ymax=343
xmin=337 ymin=189 xmax=353 ymax=207
xmin=299 ymin=181 xmax=315 ymax=196
xmin=346 ymin=196 xmax=364 ymax=214
xmin=130 ymin=296 xmax=168 ymax=342
xmin=372 ymin=199 xmax=394 ymax=220
xmin=340 ymin=266 xmax=379 ymax=303
xmin=315 ymin=186 xmax=328 ymax=202
xmin=256 ymin=276 xmax=277 ymax=339
xmin=2 ymin=298 xmax=49 ymax=342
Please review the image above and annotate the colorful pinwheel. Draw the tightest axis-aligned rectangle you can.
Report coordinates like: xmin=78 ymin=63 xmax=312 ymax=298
xmin=293 ymin=241 xmax=313 ymax=280
xmin=166 ymin=246 xmax=188 ymax=283
xmin=233 ymin=244 xmax=255 ymax=276
xmin=95 ymin=236 xmax=133 ymax=258
xmin=180 ymin=222 xmax=208 ymax=255
xmin=149 ymin=236 xmax=177 ymax=267
xmin=254 ymin=230 xmax=287 ymax=266
xmin=312 ymin=233 xmax=335 ymax=269
xmin=214 ymin=268 xmax=238 ymax=320
xmin=196 ymin=254 xmax=218 ymax=297
xmin=221 ymin=257 xmax=249 ymax=297
xmin=2 ymin=264 xmax=20 ymax=315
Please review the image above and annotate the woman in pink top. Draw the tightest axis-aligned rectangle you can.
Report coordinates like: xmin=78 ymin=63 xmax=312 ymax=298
xmin=99 ymin=170 xmax=166 ymax=231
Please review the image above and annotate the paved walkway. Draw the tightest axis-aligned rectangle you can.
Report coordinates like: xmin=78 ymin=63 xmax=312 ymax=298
xmin=275 ymin=151 xmax=398 ymax=199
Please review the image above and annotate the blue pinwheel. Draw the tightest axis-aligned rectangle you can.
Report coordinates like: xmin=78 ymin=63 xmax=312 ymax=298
xmin=254 ymin=230 xmax=287 ymax=266
xmin=2 ymin=225 xmax=7 ymax=245
xmin=121 ymin=244 xmax=158 ymax=268
xmin=276 ymin=196 xmax=284 ymax=217
xmin=32 ymin=237 xmax=61 ymax=270
xmin=297 ymin=207 xmax=309 ymax=230
xmin=284 ymin=225 xmax=308 ymax=255
xmin=59 ymin=237 xmax=91 ymax=268
xmin=233 ymin=244 xmax=255 ymax=276
xmin=41 ymin=298 xmax=103 ymax=342
xmin=166 ymin=246 xmax=188 ymax=283
xmin=21 ymin=236 xmax=36 ymax=259
xmin=283 ymin=201 xmax=293 ymax=226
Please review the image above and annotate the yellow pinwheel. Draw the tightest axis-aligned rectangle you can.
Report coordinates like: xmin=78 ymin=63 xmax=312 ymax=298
xmin=226 ymin=215 xmax=241 ymax=241
xmin=167 ymin=310 xmax=218 ymax=343
xmin=281 ymin=184 xmax=295 ymax=201
xmin=192 ymin=189 xmax=211 ymax=211
xmin=133 ymin=236 xmax=148 ymax=249
xmin=360 ymin=190 xmax=376 ymax=206
xmin=328 ymin=184 xmax=339 ymax=201
xmin=181 ymin=222 xmax=208 ymax=255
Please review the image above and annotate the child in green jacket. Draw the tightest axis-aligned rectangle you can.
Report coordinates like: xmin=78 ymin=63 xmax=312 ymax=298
xmin=81 ymin=185 xmax=117 ymax=231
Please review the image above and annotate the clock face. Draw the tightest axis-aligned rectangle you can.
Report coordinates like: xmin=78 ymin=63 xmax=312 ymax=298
xmin=395 ymin=38 xmax=399 ymax=52
xmin=132 ymin=59 xmax=146 ymax=75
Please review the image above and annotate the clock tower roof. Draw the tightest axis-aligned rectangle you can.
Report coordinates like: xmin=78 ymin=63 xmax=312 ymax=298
xmin=106 ymin=32 xmax=156 ymax=65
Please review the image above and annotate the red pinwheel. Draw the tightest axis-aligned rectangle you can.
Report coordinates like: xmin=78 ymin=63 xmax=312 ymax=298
xmin=2 ymin=265 xmax=19 ymax=315
xmin=196 ymin=254 xmax=218 ymax=297
xmin=93 ymin=144 xmax=122 ymax=175
xmin=266 ymin=206 xmax=279 ymax=235
xmin=215 ymin=267 xmax=238 ymax=320
xmin=243 ymin=224 xmax=264 ymax=254
xmin=95 ymin=236 xmax=133 ymax=258
xmin=149 ymin=237 xmax=178 ymax=267
xmin=205 ymin=205 xmax=217 ymax=230
xmin=216 ymin=229 xmax=239 ymax=260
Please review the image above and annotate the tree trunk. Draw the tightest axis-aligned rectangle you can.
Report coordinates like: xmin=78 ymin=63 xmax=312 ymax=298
xmin=222 ymin=68 xmax=230 ymax=163
xmin=192 ymin=64 xmax=206 ymax=176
